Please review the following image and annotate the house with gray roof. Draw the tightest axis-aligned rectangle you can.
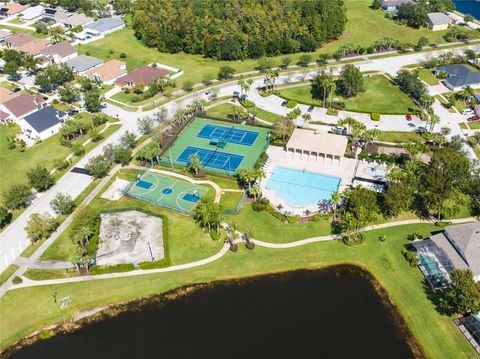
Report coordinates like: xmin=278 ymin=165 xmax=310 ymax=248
xmin=412 ymin=222 xmax=480 ymax=287
xmin=66 ymin=54 xmax=103 ymax=75
xmin=84 ymin=17 xmax=125 ymax=37
xmin=427 ymin=12 xmax=451 ymax=31
xmin=18 ymin=106 xmax=66 ymax=140
xmin=435 ymin=64 xmax=480 ymax=91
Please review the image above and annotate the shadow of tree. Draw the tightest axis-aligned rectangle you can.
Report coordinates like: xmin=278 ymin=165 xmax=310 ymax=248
xmin=422 ymin=278 xmax=455 ymax=316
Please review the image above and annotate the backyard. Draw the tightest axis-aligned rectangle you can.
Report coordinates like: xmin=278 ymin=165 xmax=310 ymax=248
xmin=1 ymin=222 xmax=477 ymax=358
xmin=277 ymin=75 xmax=418 ymax=114
xmin=77 ymin=0 xmax=452 ymax=88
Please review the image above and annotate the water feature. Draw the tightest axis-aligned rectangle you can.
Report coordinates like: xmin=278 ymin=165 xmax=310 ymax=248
xmin=6 ymin=266 xmax=421 ymax=359
xmin=454 ymin=1 xmax=480 ymax=19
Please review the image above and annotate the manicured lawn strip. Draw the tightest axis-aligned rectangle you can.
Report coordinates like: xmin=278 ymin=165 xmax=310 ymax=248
xmin=249 ymin=106 xmax=282 ymax=123
xmin=0 ymin=265 xmax=19 ymax=286
xmin=0 ymin=81 xmax=14 ymax=90
xmin=418 ymin=69 xmax=439 ymax=86
xmin=467 ymin=136 xmax=480 ymax=158
xmin=467 ymin=121 xmax=480 ymax=129
xmin=1 ymin=223 xmax=476 ymax=358
xmin=277 ymin=76 xmax=418 ymax=114
xmin=23 ymin=269 xmax=78 ymax=280
xmin=7 ymin=18 xmax=24 ymax=25
xmin=220 ymin=191 xmax=244 ymax=213
xmin=205 ymin=103 xmax=244 ymax=122
xmin=377 ymin=131 xmax=425 ymax=143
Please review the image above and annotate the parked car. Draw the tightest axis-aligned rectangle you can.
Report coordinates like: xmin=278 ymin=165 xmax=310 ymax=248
xmin=281 ymin=100 xmax=287 ymax=107
xmin=461 ymin=108 xmax=474 ymax=115
xmin=467 ymin=115 xmax=480 ymax=122
xmin=406 ymin=114 xmax=412 ymax=121
xmin=308 ymin=106 xmax=314 ymax=112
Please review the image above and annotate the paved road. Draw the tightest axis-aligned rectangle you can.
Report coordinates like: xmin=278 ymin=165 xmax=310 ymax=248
xmin=1 ymin=43 xmax=479 ymax=273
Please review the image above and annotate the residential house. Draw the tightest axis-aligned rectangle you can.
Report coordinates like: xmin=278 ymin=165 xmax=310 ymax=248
xmin=0 ymin=3 xmax=29 ymax=18
xmin=66 ymin=54 xmax=103 ymax=75
xmin=4 ymin=33 xmax=35 ymax=49
xmin=381 ymin=0 xmax=413 ymax=13
xmin=427 ymin=12 xmax=451 ymax=31
xmin=114 ymin=65 xmax=167 ymax=88
xmin=1 ymin=93 xmax=45 ymax=122
xmin=18 ymin=5 xmax=44 ymax=22
xmin=42 ymin=7 xmax=69 ymax=23
xmin=0 ymin=87 xmax=21 ymax=123
xmin=18 ymin=106 xmax=66 ymax=140
xmin=85 ymin=59 xmax=127 ymax=84
xmin=412 ymin=222 xmax=480 ymax=288
xmin=82 ymin=17 xmax=125 ymax=38
xmin=435 ymin=64 xmax=480 ymax=91
xmin=16 ymin=38 xmax=50 ymax=57
xmin=0 ymin=29 xmax=12 ymax=45
xmin=41 ymin=41 xmax=77 ymax=64
xmin=61 ymin=13 xmax=93 ymax=29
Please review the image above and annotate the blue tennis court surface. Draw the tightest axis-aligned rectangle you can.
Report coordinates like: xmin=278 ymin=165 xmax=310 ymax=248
xmin=136 ymin=180 xmax=153 ymax=189
xmin=197 ymin=124 xmax=259 ymax=146
xmin=177 ymin=146 xmax=244 ymax=172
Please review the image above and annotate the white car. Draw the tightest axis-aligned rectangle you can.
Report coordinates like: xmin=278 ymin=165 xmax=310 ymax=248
xmin=461 ymin=108 xmax=474 ymax=115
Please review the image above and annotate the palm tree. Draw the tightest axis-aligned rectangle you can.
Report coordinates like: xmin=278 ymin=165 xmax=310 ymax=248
xmin=330 ymin=191 xmax=342 ymax=221
xmin=429 ymin=114 xmax=440 ymax=133
xmin=249 ymin=185 xmax=262 ymax=200
xmin=188 ymin=153 xmax=202 ymax=176
xmin=244 ymin=229 xmax=255 ymax=250
xmin=301 ymin=113 xmax=311 ymax=126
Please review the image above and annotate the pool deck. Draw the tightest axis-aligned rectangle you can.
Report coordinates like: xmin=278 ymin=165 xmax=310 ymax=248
xmin=261 ymin=146 xmax=357 ymax=216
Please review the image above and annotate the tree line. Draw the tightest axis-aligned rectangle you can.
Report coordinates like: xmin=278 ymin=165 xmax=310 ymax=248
xmin=131 ymin=0 xmax=346 ymax=60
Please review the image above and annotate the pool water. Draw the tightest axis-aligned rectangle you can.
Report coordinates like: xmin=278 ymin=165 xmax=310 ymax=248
xmin=419 ymin=255 xmax=442 ymax=276
xmin=266 ymin=167 xmax=340 ymax=207
xmin=366 ymin=166 xmax=387 ymax=177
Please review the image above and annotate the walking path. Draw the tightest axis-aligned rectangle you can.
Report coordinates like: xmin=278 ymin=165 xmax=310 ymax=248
xmin=4 ymin=216 xmax=477 ymax=292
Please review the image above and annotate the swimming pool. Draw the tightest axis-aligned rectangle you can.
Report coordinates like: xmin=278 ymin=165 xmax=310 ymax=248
xmin=266 ymin=167 xmax=341 ymax=207
xmin=366 ymin=166 xmax=387 ymax=177
xmin=419 ymin=254 xmax=443 ymax=277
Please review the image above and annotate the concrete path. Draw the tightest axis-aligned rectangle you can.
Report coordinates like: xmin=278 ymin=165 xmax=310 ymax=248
xmin=4 ymin=217 xmax=477 ymax=292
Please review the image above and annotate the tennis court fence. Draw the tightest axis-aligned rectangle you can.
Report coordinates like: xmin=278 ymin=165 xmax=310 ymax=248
xmin=223 ymin=190 xmax=247 ymax=215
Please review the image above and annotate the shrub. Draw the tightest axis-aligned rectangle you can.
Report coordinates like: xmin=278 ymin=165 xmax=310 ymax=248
xmin=210 ymin=229 xmax=222 ymax=240
xmin=286 ymin=100 xmax=297 ymax=108
xmin=265 ymin=205 xmax=288 ymax=222
xmin=371 ymin=112 xmax=380 ymax=121
xmin=240 ymin=100 xmax=255 ymax=108
xmin=379 ymin=153 xmax=389 ymax=162
xmin=401 ymin=249 xmax=417 ymax=267
xmin=72 ymin=144 xmax=85 ymax=156
xmin=287 ymin=216 xmax=298 ymax=224
xmin=59 ymin=137 xmax=72 ymax=148
xmin=139 ymin=259 xmax=171 ymax=270
xmin=379 ymin=235 xmax=386 ymax=242
xmin=90 ymin=263 xmax=135 ymax=275
xmin=119 ymin=52 xmax=127 ymax=58
xmin=359 ymin=151 xmax=369 ymax=160
xmin=252 ymin=197 xmax=269 ymax=212
xmin=12 ymin=276 xmax=22 ymax=284
xmin=326 ymin=107 xmax=338 ymax=116
xmin=53 ymin=159 xmax=69 ymax=171
xmin=52 ymin=99 xmax=59 ymax=104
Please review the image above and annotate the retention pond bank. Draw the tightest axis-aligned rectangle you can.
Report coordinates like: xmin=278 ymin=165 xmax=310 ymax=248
xmin=5 ymin=265 xmax=423 ymax=358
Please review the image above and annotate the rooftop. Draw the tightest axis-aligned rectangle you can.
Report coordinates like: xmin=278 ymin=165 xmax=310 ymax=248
xmin=85 ymin=59 xmax=126 ymax=82
xmin=4 ymin=33 xmax=35 ymax=48
xmin=115 ymin=65 xmax=167 ymax=87
xmin=0 ymin=87 xmax=21 ymax=104
xmin=427 ymin=12 xmax=451 ymax=25
xmin=62 ymin=13 xmax=93 ymax=27
xmin=16 ymin=38 xmax=50 ymax=56
xmin=437 ymin=64 xmax=480 ymax=88
xmin=23 ymin=106 xmax=65 ymax=133
xmin=0 ymin=3 xmax=29 ymax=15
xmin=18 ymin=5 xmax=44 ymax=20
xmin=41 ymin=41 xmax=77 ymax=58
xmin=84 ymin=17 xmax=124 ymax=33
xmin=3 ymin=93 xmax=44 ymax=118
xmin=285 ymin=128 xmax=348 ymax=158
xmin=67 ymin=54 xmax=103 ymax=73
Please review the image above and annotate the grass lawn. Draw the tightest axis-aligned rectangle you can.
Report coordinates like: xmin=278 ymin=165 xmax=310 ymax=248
xmin=377 ymin=131 xmax=425 ymax=143
xmin=467 ymin=136 xmax=480 ymax=157
xmin=277 ymin=76 xmax=418 ymax=114
xmin=0 ymin=124 xmax=71 ymax=193
xmin=418 ymin=69 xmax=439 ymax=86
xmin=0 ymin=81 xmax=14 ymax=90
xmin=0 ymin=265 xmax=18 ymax=286
xmin=77 ymin=0 xmax=452 ymax=88
xmin=467 ymin=121 xmax=480 ymax=130
xmin=205 ymin=103 xmax=244 ymax=122
xmin=1 ymin=222 xmax=477 ymax=358
xmin=248 ymin=106 xmax=282 ymax=123
xmin=219 ymin=191 xmax=244 ymax=213
xmin=7 ymin=18 xmax=24 ymax=25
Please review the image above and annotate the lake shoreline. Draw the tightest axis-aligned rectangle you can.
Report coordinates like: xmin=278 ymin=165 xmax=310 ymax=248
xmin=2 ymin=264 xmax=426 ymax=358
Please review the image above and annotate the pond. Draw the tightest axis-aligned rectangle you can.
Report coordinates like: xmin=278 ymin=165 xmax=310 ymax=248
xmin=7 ymin=266 xmax=421 ymax=359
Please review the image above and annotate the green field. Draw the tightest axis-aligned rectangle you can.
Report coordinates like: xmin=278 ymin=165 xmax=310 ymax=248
xmin=163 ymin=117 xmax=270 ymax=175
xmin=467 ymin=121 xmax=480 ymax=130
xmin=418 ymin=69 xmax=439 ymax=86
xmin=205 ymin=103 xmax=245 ymax=122
xmin=1 ymin=222 xmax=477 ymax=358
xmin=377 ymin=131 xmax=425 ymax=144
xmin=126 ymin=171 xmax=209 ymax=213
xmin=277 ymin=76 xmax=418 ymax=114
xmin=77 ymin=0 xmax=452 ymax=88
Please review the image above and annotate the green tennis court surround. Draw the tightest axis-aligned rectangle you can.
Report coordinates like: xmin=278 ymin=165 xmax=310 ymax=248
xmin=162 ymin=118 xmax=270 ymax=175
xmin=125 ymin=172 xmax=208 ymax=213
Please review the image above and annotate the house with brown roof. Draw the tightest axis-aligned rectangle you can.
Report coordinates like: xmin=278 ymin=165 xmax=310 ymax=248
xmin=0 ymin=3 xmax=29 ymax=18
xmin=85 ymin=59 xmax=126 ymax=84
xmin=1 ymin=93 xmax=45 ymax=121
xmin=41 ymin=41 xmax=77 ymax=64
xmin=17 ymin=38 xmax=49 ymax=57
xmin=114 ymin=65 xmax=167 ymax=88
xmin=4 ymin=33 xmax=35 ymax=49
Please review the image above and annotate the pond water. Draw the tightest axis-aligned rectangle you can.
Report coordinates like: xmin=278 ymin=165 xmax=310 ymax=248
xmin=7 ymin=266 xmax=419 ymax=359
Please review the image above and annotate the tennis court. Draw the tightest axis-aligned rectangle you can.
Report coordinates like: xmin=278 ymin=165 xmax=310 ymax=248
xmin=162 ymin=118 xmax=270 ymax=174
xmin=177 ymin=146 xmax=244 ymax=172
xmin=197 ymin=124 xmax=259 ymax=146
xmin=126 ymin=172 xmax=208 ymax=213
